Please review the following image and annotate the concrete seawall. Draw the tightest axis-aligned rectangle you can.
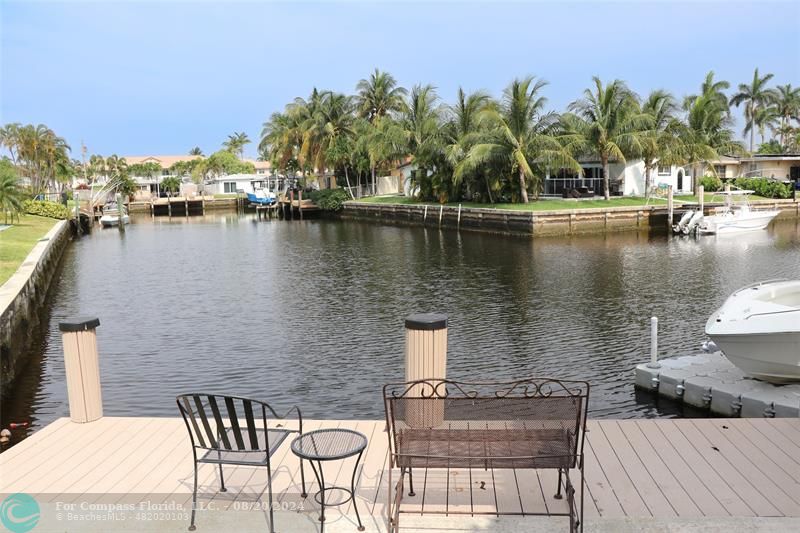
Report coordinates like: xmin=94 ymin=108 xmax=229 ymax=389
xmin=0 ymin=219 xmax=73 ymax=395
xmin=342 ymin=199 xmax=800 ymax=236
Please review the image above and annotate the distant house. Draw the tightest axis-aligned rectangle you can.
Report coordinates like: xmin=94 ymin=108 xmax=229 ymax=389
xmin=544 ymin=159 xmax=690 ymax=196
xmin=124 ymin=155 xmax=203 ymax=199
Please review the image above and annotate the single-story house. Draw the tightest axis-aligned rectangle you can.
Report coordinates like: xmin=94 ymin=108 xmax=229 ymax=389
xmin=544 ymin=159 xmax=691 ymax=196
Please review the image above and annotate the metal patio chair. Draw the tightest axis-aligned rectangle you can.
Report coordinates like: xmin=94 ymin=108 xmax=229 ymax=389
xmin=176 ymin=394 xmax=306 ymax=532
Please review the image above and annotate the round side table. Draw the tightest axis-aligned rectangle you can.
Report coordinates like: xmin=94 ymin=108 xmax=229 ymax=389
xmin=291 ymin=428 xmax=367 ymax=532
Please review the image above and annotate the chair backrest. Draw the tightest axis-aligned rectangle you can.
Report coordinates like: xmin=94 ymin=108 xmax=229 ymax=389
xmin=176 ymin=393 xmax=278 ymax=452
xmin=384 ymin=378 xmax=590 ymax=457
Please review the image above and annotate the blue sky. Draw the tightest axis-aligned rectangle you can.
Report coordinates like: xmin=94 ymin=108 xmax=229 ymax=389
xmin=2 ymin=1 xmax=798 ymax=158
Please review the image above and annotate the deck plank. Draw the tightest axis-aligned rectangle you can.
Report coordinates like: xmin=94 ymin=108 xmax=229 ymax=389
xmin=743 ymin=418 xmax=800 ymax=476
xmin=617 ymin=420 xmax=702 ymax=517
xmin=690 ymin=419 xmax=800 ymax=514
xmin=672 ymin=420 xmax=779 ymax=516
xmin=581 ymin=433 xmax=624 ymax=518
xmin=584 ymin=420 xmax=649 ymax=516
xmin=633 ymin=419 xmax=726 ymax=517
xmin=599 ymin=420 xmax=676 ymax=517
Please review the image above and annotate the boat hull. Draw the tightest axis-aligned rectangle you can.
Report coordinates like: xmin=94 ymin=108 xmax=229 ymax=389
xmin=708 ymin=332 xmax=800 ymax=382
xmin=100 ymin=214 xmax=130 ymax=227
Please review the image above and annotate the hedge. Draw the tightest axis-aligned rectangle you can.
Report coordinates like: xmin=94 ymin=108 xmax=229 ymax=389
xmin=309 ymin=188 xmax=350 ymax=211
xmin=23 ymin=199 xmax=72 ymax=219
xmin=731 ymin=177 xmax=793 ymax=199
xmin=699 ymin=175 xmax=723 ymax=192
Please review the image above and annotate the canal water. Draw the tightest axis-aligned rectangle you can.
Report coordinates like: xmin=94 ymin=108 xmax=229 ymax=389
xmin=3 ymin=214 xmax=800 ymax=439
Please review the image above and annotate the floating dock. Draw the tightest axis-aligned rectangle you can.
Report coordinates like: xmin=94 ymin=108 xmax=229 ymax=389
xmin=635 ymin=352 xmax=800 ymax=417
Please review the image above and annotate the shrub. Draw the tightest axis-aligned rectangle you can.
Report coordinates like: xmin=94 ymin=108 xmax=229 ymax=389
xmin=699 ymin=175 xmax=722 ymax=192
xmin=731 ymin=177 xmax=792 ymax=199
xmin=310 ymin=188 xmax=350 ymax=211
xmin=23 ymin=199 xmax=72 ymax=219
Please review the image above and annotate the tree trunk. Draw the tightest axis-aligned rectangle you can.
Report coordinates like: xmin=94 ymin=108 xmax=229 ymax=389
xmin=749 ymin=103 xmax=755 ymax=153
xmin=343 ymin=166 xmax=355 ymax=200
xmin=371 ymin=165 xmax=376 ymax=196
xmin=485 ymin=175 xmax=494 ymax=204
xmin=644 ymin=164 xmax=652 ymax=200
xmin=518 ymin=167 xmax=529 ymax=203
xmin=602 ymin=155 xmax=610 ymax=201
xmin=693 ymin=163 xmax=700 ymax=197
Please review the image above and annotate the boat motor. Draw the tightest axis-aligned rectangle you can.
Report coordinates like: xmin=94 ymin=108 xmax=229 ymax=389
xmin=683 ymin=211 xmax=704 ymax=235
xmin=673 ymin=210 xmax=693 ymax=234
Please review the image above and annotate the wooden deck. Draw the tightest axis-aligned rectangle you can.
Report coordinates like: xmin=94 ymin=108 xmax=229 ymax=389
xmin=1 ymin=417 xmax=799 ymax=531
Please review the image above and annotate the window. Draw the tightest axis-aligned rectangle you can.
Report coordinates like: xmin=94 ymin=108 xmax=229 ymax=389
xmin=657 ymin=164 xmax=671 ymax=175
xmin=162 ymin=169 xmax=170 ymax=177
xmin=223 ymin=182 xmax=237 ymax=193
xmin=714 ymin=165 xmax=726 ymax=178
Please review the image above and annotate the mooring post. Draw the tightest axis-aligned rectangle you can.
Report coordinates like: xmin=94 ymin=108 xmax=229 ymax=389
xmin=289 ymin=189 xmax=294 ymax=220
xmin=116 ymin=193 xmax=125 ymax=233
xmin=298 ymin=189 xmax=303 ymax=220
xmin=424 ymin=204 xmax=428 ymax=224
xmin=698 ymin=185 xmax=704 ymax=215
xmin=667 ymin=186 xmax=674 ymax=231
xmin=404 ymin=313 xmax=448 ymax=427
xmin=647 ymin=316 xmax=660 ymax=369
xmin=457 ymin=204 xmax=462 ymax=229
xmin=59 ymin=318 xmax=103 ymax=423
xmin=438 ymin=205 xmax=443 ymax=227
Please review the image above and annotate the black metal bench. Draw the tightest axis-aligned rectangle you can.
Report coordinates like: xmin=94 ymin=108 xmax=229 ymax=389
xmin=383 ymin=378 xmax=589 ymax=532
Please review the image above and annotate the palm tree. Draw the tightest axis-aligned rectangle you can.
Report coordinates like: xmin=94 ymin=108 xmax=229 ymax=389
xmin=444 ymin=88 xmax=492 ymax=201
xmin=361 ymin=116 xmax=406 ymax=196
xmin=402 ymin=84 xmax=446 ymax=200
xmin=14 ymin=124 xmax=71 ymax=194
xmin=160 ymin=175 xmax=181 ymax=197
xmin=679 ymin=91 xmax=743 ymax=194
xmin=0 ymin=159 xmax=25 ymax=223
xmin=459 ymin=77 xmax=580 ymax=203
xmin=566 ymin=77 xmax=651 ymax=200
xmin=188 ymin=147 xmax=203 ymax=156
xmin=773 ymin=84 xmax=800 ymax=147
xmin=88 ymin=154 xmax=106 ymax=184
xmin=0 ymin=123 xmax=21 ymax=164
xmin=356 ymin=69 xmax=407 ymax=123
xmin=222 ymin=132 xmax=251 ymax=159
xmin=683 ymin=71 xmax=730 ymax=112
xmin=640 ymin=90 xmax=682 ymax=198
xmin=731 ymin=68 xmax=776 ymax=153
xmin=749 ymin=105 xmax=780 ymax=146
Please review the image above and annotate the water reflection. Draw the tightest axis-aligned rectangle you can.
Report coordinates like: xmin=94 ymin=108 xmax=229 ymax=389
xmin=2 ymin=215 xmax=799 ymax=438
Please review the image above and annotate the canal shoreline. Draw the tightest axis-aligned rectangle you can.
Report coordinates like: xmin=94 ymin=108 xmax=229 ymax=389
xmin=341 ymin=198 xmax=800 ymax=236
xmin=0 ymin=219 xmax=74 ymax=396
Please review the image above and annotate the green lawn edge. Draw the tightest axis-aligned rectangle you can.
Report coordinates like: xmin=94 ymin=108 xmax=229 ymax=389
xmin=0 ymin=215 xmax=60 ymax=286
xmin=351 ymin=193 xmax=777 ymax=211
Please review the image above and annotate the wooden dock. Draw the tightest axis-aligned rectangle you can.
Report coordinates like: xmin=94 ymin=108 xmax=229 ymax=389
xmin=1 ymin=417 xmax=799 ymax=531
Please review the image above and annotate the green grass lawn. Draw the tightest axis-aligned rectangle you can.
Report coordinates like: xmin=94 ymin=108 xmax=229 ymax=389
xmin=212 ymin=193 xmax=238 ymax=199
xmin=354 ymin=192 xmax=785 ymax=211
xmin=353 ymin=195 xmax=676 ymax=211
xmin=0 ymin=215 xmax=59 ymax=286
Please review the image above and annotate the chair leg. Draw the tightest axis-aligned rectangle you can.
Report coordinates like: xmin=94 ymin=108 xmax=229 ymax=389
xmin=407 ymin=468 xmax=415 ymax=497
xmin=217 ymin=450 xmax=226 ymax=492
xmin=267 ymin=464 xmax=275 ymax=533
xmin=554 ymin=468 xmax=563 ymax=499
xmin=189 ymin=460 xmax=198 ymax=531
xmin=299 ymin=457 xmax=307 ymax=498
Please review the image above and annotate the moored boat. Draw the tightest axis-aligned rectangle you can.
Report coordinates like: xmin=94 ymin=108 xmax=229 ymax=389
xmin=698 ymin=190 xmax=779 ymax=234
xmin=705 ymin=280 xmax=800 ymax=383
xmin=99 ymin=202 xmax=130 ymax=227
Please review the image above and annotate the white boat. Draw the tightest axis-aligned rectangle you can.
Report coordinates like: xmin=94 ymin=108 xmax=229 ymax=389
xmin=99 ymin=203 xmax=130 ymax=227
xmin=698 ymin=190 xmax=779 ymax=234
xmin=705 ymin=280 xmax=800 ymax=383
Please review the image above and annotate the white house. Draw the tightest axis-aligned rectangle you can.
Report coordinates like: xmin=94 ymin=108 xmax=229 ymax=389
xmin=543 ymin=158 xmax=692 ymax=196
